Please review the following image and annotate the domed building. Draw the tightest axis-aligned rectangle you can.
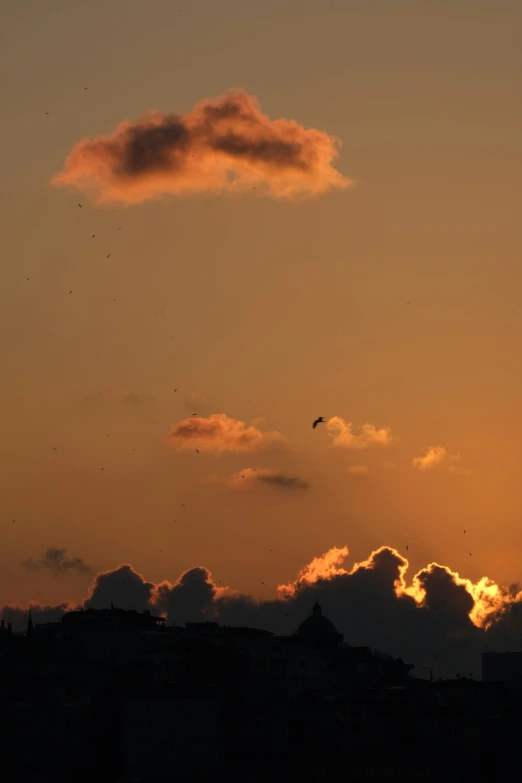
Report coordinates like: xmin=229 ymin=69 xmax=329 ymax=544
xmin=293 ymin=601 xmax=343 ymax=648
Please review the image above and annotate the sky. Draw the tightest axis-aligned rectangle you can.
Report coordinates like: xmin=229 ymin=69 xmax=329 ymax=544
xmin=1 ymin=0 xmax=522 ymax=673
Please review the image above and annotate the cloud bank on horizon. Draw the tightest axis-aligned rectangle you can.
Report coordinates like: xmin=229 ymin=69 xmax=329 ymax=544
xmin=4 ymin=543 xmax=522 ymax=678
xmin=51 ymin=90 xmax=351 ymax=203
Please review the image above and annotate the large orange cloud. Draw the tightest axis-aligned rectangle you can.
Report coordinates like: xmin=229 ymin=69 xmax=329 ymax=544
xmin=167 ymin=413 xmax=286 ymax=453
xmin=326 ymin=417 xmax=394 ymax=449
xmin=51 ymin=89 xmax=352 ymax=203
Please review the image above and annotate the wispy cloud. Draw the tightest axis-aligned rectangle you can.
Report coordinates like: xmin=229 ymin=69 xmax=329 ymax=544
xmin=227 ymin=467 xmax=309 ymax=490
xmin=326 ymin=417 xmax=394 ymax=449
xmin=412 ymin=446 xmax=461 ymax=472
xmin=22 ymin=548 xmax=93 ymax=578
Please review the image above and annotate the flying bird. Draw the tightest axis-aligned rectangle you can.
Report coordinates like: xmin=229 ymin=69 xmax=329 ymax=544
xmin=52 ymin=447 xmax=57 ymax=451
xmin=173 ymin=388 xmax=177 ymax=392
xmin=106 ymin=254 xmax=111 ymax=258
xmin=92 ymin=234 xmax=95 ymax=238
xmin=261 ymin=582 xmax=265 ymax=585
xmin=312 ymin=417 xmax=325 ymax=429
xmin=45 ymin=112 xmax=49 ymax=116
xmin=192 ymin=413 xmax=197 ymax=416
xmin=68 ymin=290 xmax=73 ymax=294
xmin=406 ymin=545 xmax=409 ymax=551
xmin=26 ymin=277 xmax=30 ymax=281
xmin=78 ymin=203 xmax=82 ymax=208
xmin=196 ymin=449 xmax=199 ymax=453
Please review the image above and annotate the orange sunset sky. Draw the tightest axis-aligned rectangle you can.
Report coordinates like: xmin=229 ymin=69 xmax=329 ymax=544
xmin=1 ymin=0 xmax=522 ymax=627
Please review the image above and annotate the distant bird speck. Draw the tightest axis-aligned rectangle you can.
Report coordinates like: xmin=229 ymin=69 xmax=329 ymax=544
xmin=52 ymin=447 xmax=57 ymax=451
xmin=261 ymin=582 xmax=265 ymax=585
xmin=78 ymin=203 xmax=82 ymax=208
xmin=174 ymin=388 xmax=177 ymax=392
xmin=45 ymin=112 xmax=49 ymax=116
xmin=68 ymin=290 xmax=73 ymax=294
xmin=26 ymin=277 xmax=30 ymax=281
xmin=192 ymin=413 xmax=197 ymax=416
xmin=312 ymin=417 xmax=325 ymax=429
xmin=196 ymin=449 xmax=199 ymax=454
xmin=92 ymin=234 xmax=95 ymax=239
xmin=117 ymin=226 xmax=122 ymax=230
xmin=106 ymin=254 xmax=111 ymax=258
xmin=406 ymin=545 xmax=409 ymax=551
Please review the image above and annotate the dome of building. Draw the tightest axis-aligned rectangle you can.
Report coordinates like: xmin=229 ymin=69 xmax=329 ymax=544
xmin=294 ymin=601 xmax=343 ymax=647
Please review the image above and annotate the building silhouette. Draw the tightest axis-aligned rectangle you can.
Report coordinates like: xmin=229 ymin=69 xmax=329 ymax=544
xmin=1 ymin=600 xmax=522 ymax=780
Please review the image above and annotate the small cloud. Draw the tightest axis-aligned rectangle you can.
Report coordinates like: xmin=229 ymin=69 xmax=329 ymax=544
xmin=167 ymin=413 xmax=286 ymax=454
xmin=51 ymin=89 xmax=351 ymax=204
xmin=22 ymin=548 xmax=93 ymax=578
xmin=412 ymin=446 xmax=461 ymax=472
xmin=346 ymin=465 xmax=369 ymax=476
xmin=227 ymin=467 xmax=309 ymax=490
xmin=326 ymin=417 xmax=394 ymax=449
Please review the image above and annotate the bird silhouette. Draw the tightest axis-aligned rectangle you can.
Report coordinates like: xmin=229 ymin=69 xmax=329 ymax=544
xmin=92 ymin=234 xmax=95 ymax=239
xmin=192 ymin=413 xmax=197 ymax=416
xmin=68 ymin=290 xmax=73 ymax=294
xmin=26 ymin=277 xmax=30 ymax=281
xmin=52 ymin=447 xmax=57 ymax=451
xmin=312 ymin=417 xmax=325 ymax=429
xmin=406 ymin=545 xmax=409 ymax=551
xmin=45 ymin=112 xmax=49 ymax=116
xmin=174 ymin=388 xmax=177 ymax=392
xmin=106 ymin=254 xmax=111 ymax=258
xmin=78 ymin=203 xmax=82 ymax=208
xmin=196 ymin=449 xmax=199 ymax=454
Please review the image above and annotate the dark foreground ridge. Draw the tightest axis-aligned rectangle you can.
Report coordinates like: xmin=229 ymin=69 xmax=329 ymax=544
xmin=1 ymin=601 xmax=522 ymax=781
